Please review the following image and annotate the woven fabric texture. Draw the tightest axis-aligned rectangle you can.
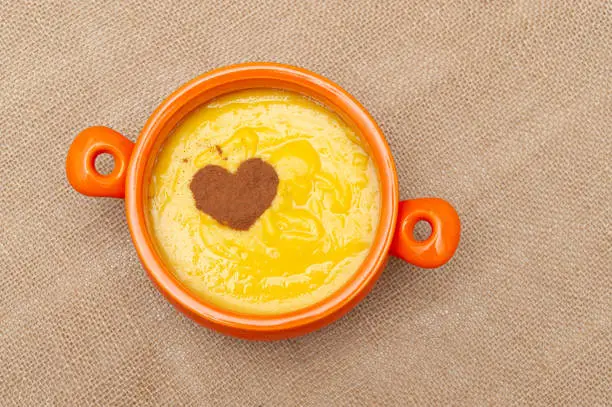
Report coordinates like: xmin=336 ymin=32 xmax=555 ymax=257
xmin=1 ymin=1 xmax=610 ymax=405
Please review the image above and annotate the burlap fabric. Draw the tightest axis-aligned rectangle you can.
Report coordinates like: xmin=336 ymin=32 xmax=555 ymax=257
xmin=1 ymin=1 xmax=610 ymax=405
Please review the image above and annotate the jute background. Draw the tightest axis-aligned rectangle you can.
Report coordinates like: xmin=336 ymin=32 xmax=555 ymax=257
xmin=1 ymin=1 xmax=610 ymax=405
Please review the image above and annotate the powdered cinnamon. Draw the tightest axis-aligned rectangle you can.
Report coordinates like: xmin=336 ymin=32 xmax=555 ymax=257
xmin=189 ymin=158 xmax=279 ymax=230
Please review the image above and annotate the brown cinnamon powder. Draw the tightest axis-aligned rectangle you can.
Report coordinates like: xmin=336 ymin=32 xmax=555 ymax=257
xmin=189 ymin=158 xmax=279 ymax=231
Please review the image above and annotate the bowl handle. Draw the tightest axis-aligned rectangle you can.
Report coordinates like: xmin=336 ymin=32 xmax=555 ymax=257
xmin=66 ymin=126 xmax=134 ymax=198
xmin=390 ymin=198 xmax=460 ymax=268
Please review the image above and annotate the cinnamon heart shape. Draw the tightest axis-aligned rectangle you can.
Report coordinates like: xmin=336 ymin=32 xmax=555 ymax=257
xmin=190 ymin=158 xmax=279 ymax=231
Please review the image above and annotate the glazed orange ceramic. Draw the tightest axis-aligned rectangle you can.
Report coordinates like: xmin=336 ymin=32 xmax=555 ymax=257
xmin=66 ymin=63 xmax=460 ymax=340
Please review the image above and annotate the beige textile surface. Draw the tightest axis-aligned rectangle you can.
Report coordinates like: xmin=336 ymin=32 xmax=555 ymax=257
xmin=1 ymin=1 xmax=611 ymax=405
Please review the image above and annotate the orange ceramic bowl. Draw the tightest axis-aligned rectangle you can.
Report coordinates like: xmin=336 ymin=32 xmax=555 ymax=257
xmin=66 ymin=63 xmax=460 ymax=340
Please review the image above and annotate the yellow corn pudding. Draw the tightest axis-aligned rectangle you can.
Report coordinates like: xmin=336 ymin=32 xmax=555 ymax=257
xmin=147 ymin=89 xmax=380 ymax=315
